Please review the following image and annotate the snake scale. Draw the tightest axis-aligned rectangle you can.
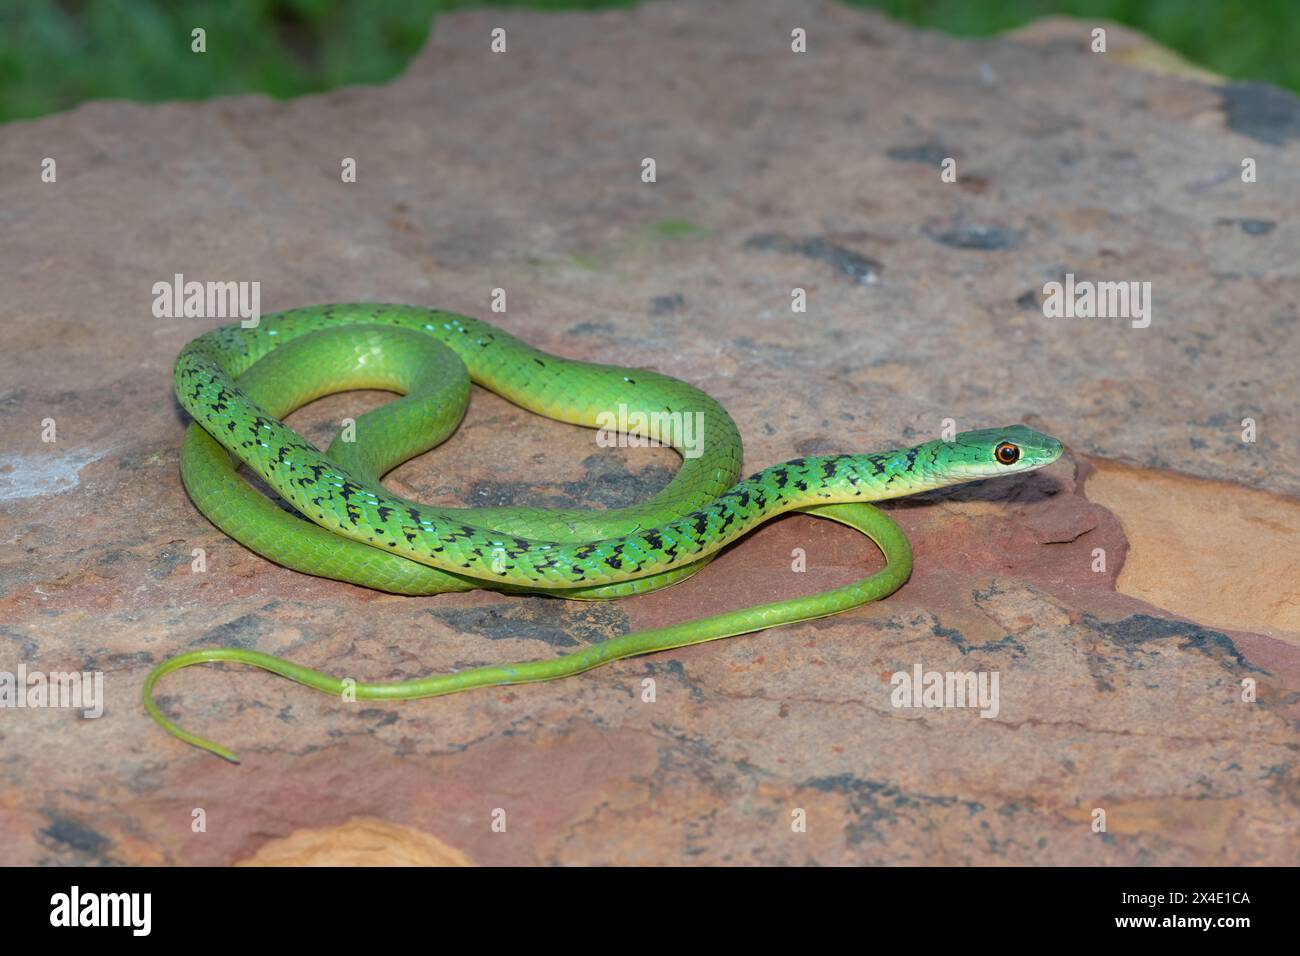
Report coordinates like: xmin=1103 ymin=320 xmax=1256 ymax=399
xmin=146 ymin=304 xmax=1062 ymax=761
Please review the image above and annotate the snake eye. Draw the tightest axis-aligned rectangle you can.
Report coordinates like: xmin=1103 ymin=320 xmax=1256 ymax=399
xmin=994 ymin=441 xmax=1020 ymax=465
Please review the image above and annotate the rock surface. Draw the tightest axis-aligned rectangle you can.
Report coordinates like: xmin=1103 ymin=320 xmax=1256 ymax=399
xmin=1 ymin=0 xmax=1297 ymax=865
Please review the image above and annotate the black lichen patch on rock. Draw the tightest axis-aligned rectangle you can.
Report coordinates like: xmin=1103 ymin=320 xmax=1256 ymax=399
xmin=744 ymin=233 xmax=881 ymax=285
xmin=428 ymin=598 xmax=629 ymax=649
xmin=39 ymin=811 xmax=112 ymax=862
xmin=886 ymin=143 xmax=951 ymax=164
xmin=924 ymin=221 xmax=1023 ymax=251
xmin=1220 ymin=82 xmax=1300 ymax=145
xmin=649 ymin=293 xmax=685 ymax=314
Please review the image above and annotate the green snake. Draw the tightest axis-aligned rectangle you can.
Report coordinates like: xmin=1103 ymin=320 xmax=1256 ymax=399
xmin=146 ymin=304 xmax=1062 ymax=761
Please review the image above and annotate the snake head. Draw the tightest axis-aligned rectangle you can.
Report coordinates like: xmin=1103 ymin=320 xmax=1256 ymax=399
xmin=940 ymin=424 xmax=1063 ymax=482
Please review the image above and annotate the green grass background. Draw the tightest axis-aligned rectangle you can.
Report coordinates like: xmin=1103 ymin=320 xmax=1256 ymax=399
xmin=2 ymin=0 xmax=1295 ymax=124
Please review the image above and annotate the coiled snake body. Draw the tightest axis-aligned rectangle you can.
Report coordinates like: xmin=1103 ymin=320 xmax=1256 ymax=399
xmin=147 ymin=304 xmax=1062 ymax=761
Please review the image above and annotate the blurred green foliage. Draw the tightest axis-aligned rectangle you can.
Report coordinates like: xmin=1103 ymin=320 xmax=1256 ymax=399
xmin=1 ymin=0 xmax=1294 ymax=124
xmin=852 ymin=0 xmax=1300 ymax=93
